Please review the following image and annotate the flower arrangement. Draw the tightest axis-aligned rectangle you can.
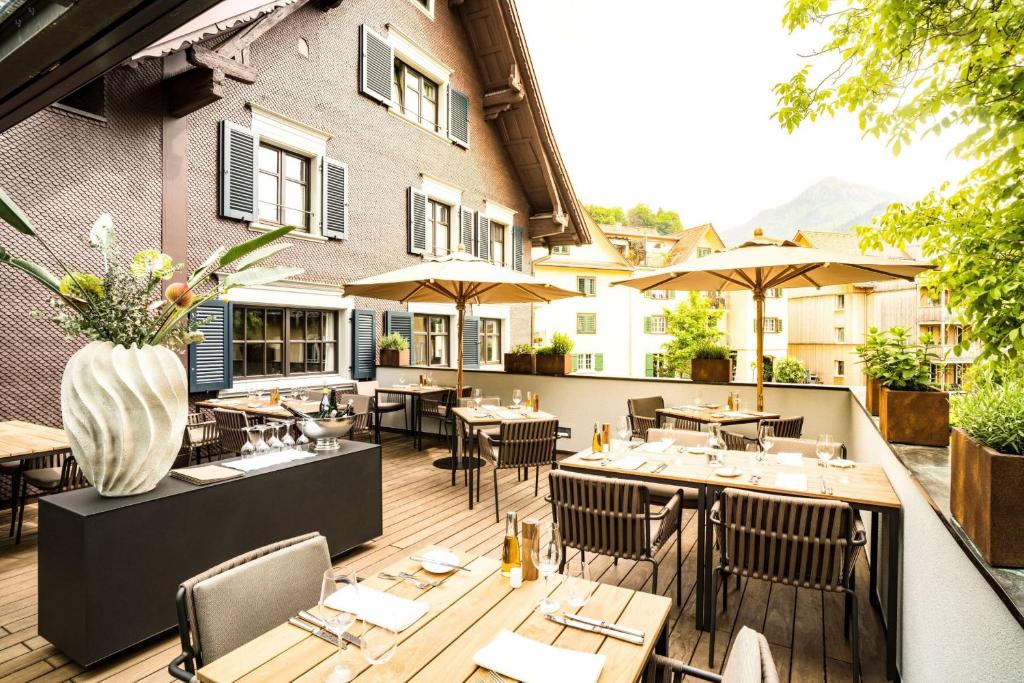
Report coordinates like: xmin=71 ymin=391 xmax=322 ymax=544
xmin=508 ymin=343 xmax=536 ymax=356
xmin=0 ymin=189 xmax=302 ymax=350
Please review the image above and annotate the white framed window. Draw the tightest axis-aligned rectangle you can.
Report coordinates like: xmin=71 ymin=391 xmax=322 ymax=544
xmin=835 ymin=294 xmax=846 ymax=310
xmin=385 ymin=26 xmax=452 ymax=139
xmin=834 ymin=359 xmax=845 ymax=377
xmin=766 ymin=288 xmax=782 ymax=298
xmin=419 ymin=175 xmax=463 ymax=256
xmin=577 ymin=313 xmax=596 ymax=334
xmin=646 ymin=289 xmax=672 ymax=300
xmin=648 ymin=315 xmax=667 ymax=334
xmin=696 ymin=247 xmax=713 ymax=258
xmin=408 ymin=0 xmax=434 ymax=19
xmin=551 ymin=245 xmax=570 ymax=255
xmin=835 ymin=327 xmax=845 ymax=343
xmin=577 ymin=276 xmax=596 ymax=297
xmin=761 ymin=317 xmax=783 ymax=334
xmin=483 ymin=199 xmax=516 ymax=267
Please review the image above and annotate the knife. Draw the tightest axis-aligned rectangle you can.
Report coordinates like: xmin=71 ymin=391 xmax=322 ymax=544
xmin=651 ymin=462 xmax=668 ymax=474
xmin=410 ymin=555 xmax=472 ymax=572
xmin=296 ymin=610 xmax=364 ymax=648
xmin=545 ymin=614 xmax=644 ymax=645
xmin=288 ymin=617 xmax=340 ymax=647
xmin=561 ymin=612 xmax=646 ymax=640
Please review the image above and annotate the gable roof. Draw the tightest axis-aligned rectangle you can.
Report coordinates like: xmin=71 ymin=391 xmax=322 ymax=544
xmin=667 ymin=223 xmax=725 ymax=262
xmin=792 ymin=229 xmax=863 ymax=254
xmin=534 ymin=211 xmax=630 ymax=270
xmin=134 ymin=0 xmax=296 ymax=59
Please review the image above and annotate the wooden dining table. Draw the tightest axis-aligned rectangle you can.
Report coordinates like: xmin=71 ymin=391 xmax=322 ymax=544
xmin=655 ymin=406 xmax=780 ymax=429
xmin=0 ymin=420 xmax=69 ymax=463
xmin=450 ymin=406 xmax=558 ymax=510
xmin=374 ymin=385 xmax=451 ymax=450
xmin=197 ymin=546 xmax=671 ymax=683
xmin=194 ymin=396 xmax=323 ymax=420
xmin=559 ymin=444 xmax=902 ymax=681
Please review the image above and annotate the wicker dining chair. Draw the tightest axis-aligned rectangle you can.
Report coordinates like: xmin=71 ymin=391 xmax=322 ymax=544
xmin=708 ymin=488 xmax=866 ymax=679
xmin=477 ymin=418 xmax=557 ymax=521
xmin=643 ymin=428 xmax=704 ymax=509
xmin=419 ymin=388 xmax=456 ymax=444
xmin=721 ymin=429 xmax=756 ymax=452
xmin=548 ymin=469 xmax=684 ymax=605
xmin=183 ymin=411 xmax=220 ymax=465
xmin=627 ymin=396 xmax=665 ymax=440
xmin=359 ymin=381 xmax=408 ymax=440
xmin=169 ymin=532 xmax=330 ymax=682
xmin=212 ymin=409 xmax=250 ymax=455
xmin=337 ymin=393 xmax=373 ymax=441
xmin=13 ymin=453 xmax=90 ymax=543
xmin=758 ymin=416 xmax=804 ymax=439
xmin=644 ymin=626 xmax=779 ymax=683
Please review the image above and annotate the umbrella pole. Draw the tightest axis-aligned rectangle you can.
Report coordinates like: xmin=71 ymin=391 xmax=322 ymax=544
xmin=456 ymin=300 xmax=465 ymax=399
xmin=754 ymin=289 xmax=764 ymax=411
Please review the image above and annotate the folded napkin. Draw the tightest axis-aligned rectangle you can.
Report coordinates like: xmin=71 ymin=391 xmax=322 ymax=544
xmin=325 ymin=585 xmax=428 ymax=632
xmin=219 ymin=450 xmax=314 ymax=473
xmin=775 ymin=452 xmax=804 ymax=466
xmin=722 ymin=411 xmax=752 ymax=418
xmin=643 ymin=441 xmax=672 ymax=454
xmin=497 ymin=410 xmax=521 ymax=419
xmin=170 ymin=465 xmax=243 ymax=485
xmin=612 ymin=455 xmax=647 ymax=471
xmin=677 ymin=405 xmax=705 ymax=411
xmin=775 ymin=472 xmax=808 ymax=492
xmin=474 ymin=630 xmax=605 ymax=683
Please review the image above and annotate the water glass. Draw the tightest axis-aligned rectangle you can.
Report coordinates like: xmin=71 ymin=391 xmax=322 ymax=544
xmin=361 ymin=619 xmax=397 ymax=666
xmin=511 ymin=389 xmax=522 ymax=408
xmin=398 ymin=375 xmax=406 ymax=387
xmin=319 ymin=567 xmax=359 ymax=683
xmin=472 ymin=388 xmax=483 ymax=410
xmin=816 ymin=433 xmax=833 ymax=468
xmin=532 ymin=523 xmax=562 ymax=614
xmin=299 ymin=388 xmax=310 ymax=402
xmin=757 ymin=424 xmax=775 ymax=462
xmin=693 ymin=392 xmax=704 ymax=408
xmin=565 ymin=558 xmax=593 ymax=608
xmin=616 ymin=415 xmax=632 ymax=449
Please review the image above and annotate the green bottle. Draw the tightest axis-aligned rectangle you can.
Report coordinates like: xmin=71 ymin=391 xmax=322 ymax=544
xmin=328 ymin=389 xmax=338 ymax=417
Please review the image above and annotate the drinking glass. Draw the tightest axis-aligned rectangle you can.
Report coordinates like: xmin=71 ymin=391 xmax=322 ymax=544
xmin=511 ymin=389 xmax=522 ymax=408
xmin=361 ymin=619 xmax=397 ymax=666
xmin=565 ymin=558 xmax=592 ymax=608
xmin=472 ymin=388 xmax=483 ymax=410
xmin=693 ymin=392 xmax=704 ymax=408
xmin=299 ymin=388 xmax=310 ymax=403
xmin=707 ymin=424 xmax=724 ymax=465
xmin=746 ymin=443 xmax=762 ymax=481
xmin=398 ymin=375 xmax=406 ymax=388
xmin=254 ymin=424 xmax=271 ymax=455
xmin=757 ymin=424 xmax=775 ymax=463
xmin=280 ymin=419 xmax=296 ymax=450
xmin=532 ymin=523 xmax=562 ymax=614
xmin=319 ymin=567 xmax=359 ymax=683
xmin=267 ymin=422 xmax=284 ymax=452
xmin=818 ymin=437 xmax=835 ymax=469
xmin=617 ymin=415 xmax=632 ymax=449
xmin=426 ymin=372 xmax=434 ymax=386
xmin=246 ymin=391 xmax=258 ymax=408
xmin=816 ymin=433 xmax=833 ymax=468
xmin=240 ymin=426 xmax=257 ymax=458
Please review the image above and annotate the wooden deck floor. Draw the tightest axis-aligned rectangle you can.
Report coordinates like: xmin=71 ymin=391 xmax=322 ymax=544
xmin=0 ymin=435 xmax=890 ymax=682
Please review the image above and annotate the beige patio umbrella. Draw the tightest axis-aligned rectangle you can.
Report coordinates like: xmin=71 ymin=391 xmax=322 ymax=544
xmin=613 ymin=231 xmax=933 ymax=410
xmin=342 ymin=246 xmax=581 ymax=397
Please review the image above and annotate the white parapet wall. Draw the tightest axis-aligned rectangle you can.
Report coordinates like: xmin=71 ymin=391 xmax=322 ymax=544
xmin=374 ymin=366 xmax=1024 ymax=681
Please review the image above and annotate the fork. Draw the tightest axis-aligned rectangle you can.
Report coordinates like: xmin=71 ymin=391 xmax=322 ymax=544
xmin=378 ymin=572 xmax=431 ymax=589
xmin=398 ymin=571 xmax=442 ymax=587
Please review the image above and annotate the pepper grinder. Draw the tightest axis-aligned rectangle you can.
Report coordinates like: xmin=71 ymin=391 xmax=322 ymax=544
xmin=521 ymin=518 xmax=539 ymax=580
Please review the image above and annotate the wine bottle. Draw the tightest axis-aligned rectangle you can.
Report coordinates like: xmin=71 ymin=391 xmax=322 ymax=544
xmin=501 ymin=511 xmax=521 ymax=577
xmin=591 ymin=421 xmax=602 ymax=453
xmin=345 ymin=399 xmax=355 ymax=417
xmin=283 ymin=403 xmax=315 ymax=421
xmin=328 ymin=389 xmax=338 ymax=417
xmin=318 ymin=387 xmax=330 ymax=418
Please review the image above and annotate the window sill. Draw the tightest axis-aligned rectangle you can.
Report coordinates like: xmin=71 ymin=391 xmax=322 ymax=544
xmin=387 ymin=108 xmax=451 ymax=145
xmin=248 ymin=223 xmax=326 ymax=242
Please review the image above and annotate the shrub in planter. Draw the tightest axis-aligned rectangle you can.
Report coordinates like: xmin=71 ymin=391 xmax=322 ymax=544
xmin=536 ymin=332 xmax=574 ymax=375
xmin=875 ymin=327 xmax=949 ymax=446
xmin=772 ymin=356 xmax=807 ymax=384
xmin=378 ymin=332 xmax=409 ymax=367
xmin=690 ymin=343 xmax=732 ymax=383
xmin=856 ymin=327 xmax=888 ymax=415
xmin=950 ymin=363 xmax=1024 ymax=566
xmin=504 ymin=343 xmax=536 ymax=374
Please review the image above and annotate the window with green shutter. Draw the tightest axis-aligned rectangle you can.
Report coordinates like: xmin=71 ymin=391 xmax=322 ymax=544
xmin=645 ymin=353 xmax=654 ymax=377
xmin=218 ymin=121 xmax=257 ymax=222
xmin=408 ymin=187 xmax=427 ymax=255
xmin=576 ymin=276 xmax=596 ymax=296
xmin=447 ymin=86 xmax=470 ymax=148
xmin=511 ymin=226 xmax=524 ymax=271
xmin=576 ymin=313 xmax=596 ymax=334
xmin=594 ymin=353 xmax=603 ymax=371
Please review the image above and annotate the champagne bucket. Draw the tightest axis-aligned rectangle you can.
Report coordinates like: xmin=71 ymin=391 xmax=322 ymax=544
xmin=298 ymin=415 xmax=356 ymax=451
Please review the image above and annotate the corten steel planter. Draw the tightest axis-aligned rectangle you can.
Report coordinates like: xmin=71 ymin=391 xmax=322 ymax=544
xmin=950 ymin=428 xmax=1024 ymax=567
xmin=378 ymin=348 xmax=409 ymax=367
xmin=535 ymin=353 xmax=572 ymax=376
xmin=691 ymin=358 xmax=732 ymax=383
xmin=866 ymin=377 xmax=881 ymax=416
xmin=879 ymin=386 xmax=949 ymax=446
xmin=503 ymin=353 xmax=535 ymax=374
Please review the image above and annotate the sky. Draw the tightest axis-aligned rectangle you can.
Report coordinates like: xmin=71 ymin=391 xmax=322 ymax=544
xmin=515 ymin=0 xmax=973 ymax=230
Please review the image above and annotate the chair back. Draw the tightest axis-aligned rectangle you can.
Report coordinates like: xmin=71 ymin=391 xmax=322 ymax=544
xmin=645 ymin=626 xmax=779 ymax=683
xmin=722 ymin=429 xmax=755 ymax=451
xmin=212 ymin=409 xmax=249 ymax=454
xmin=549 ymin=469 xmax=651 ymax=561
xmin=627 ymin=396 xmax=664 ymax=418
xmin=461 ymin=386 xmax=473 ymax=398
xmin=356 ymin=380 xmax=379 ymax=396
xmin=666 ymin=415 xmax=702 ymax=431
xmin=185 ymin=411 xmax=219 ymax=448
xmin=771 ymin=436 xmax=847 ymax=460
xmin=177 ymin=533 xmax=330 ymax=666
xmin=646 ymin=428 xmax=705 ymax=448
xmin=712 ymin=488 xmax=856 ymax=592
xmin=494 ymin=419 xmax=557 ymax=469
xmin=338 ymin=394 xmax=372 ymax=434
xmin=759 ymin=416 xmax=804 ymax=438
xmin=60 ymin=455 xmax=90 ymax=491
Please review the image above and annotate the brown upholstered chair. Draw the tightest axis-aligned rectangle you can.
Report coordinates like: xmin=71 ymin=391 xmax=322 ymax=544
xmin=644 ymin=626 xmax=779 ymax=682
xmin=477 ymin=418 xmax=557 ymax=521
xmin=338 ymin=393 xmax=373 ymax=442
xmin=169 ymin=532 xmax=331 ymax=682
xmin=709 ymin=488 xmax=866 ymax=678
xmin=212 ymin=409 xmax=250 ymax=455
xmin=758 ymin=416 xmax=804 ymax=438
xmin=627 ymin=396 xmax=665 ymax=440
xmin=548 ymin=469 xmax=684 ymax=605
xmin=183 ymin=411 xmax=220 ymax=465
xmin=14 ymin=453 xmax=89 ymax=543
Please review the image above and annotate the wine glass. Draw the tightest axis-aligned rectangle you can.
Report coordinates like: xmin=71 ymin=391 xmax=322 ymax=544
xmin=319 ymin=567 xmax=359 ymax=683
xmin=706 ymin=424 xmax=724 ymax=465
xmin=360 ymin=618 xmax=397 ymax=667
xmin=565 ymin=558 xmax=592 ymax=608
xmin=240 ymin=426 xmax=257 ymax=459
xmin=757 ymin=424 xmax=775 ymax=463
xmin=532 ymin=523 xmax=562 ymax=614
xmin=254 ymin=424 xmax=271 ymax=455
xmin=246 ymin=391 xmax=258 ymax=408
xmin=472 ymin=388 xmax=483 ymax=410
xmin=398 ymin=375 xmax=406 ymax=388
xmin=267 ymin=422 xmax=284 ymax=452
xmin=816 ymin=433 xmax=833 ymax=468
xmin=299 ymin=388 xmax=310 ymax=403
xmin=693 ymin=392 xmax=704 ymax=408
xmin=280 ymin=419 xmax=296 ymax=450
xmin=616 ymin=415 xmax=632 ymax=452
xmin=511 ymin=389 xmax=522 ymax=408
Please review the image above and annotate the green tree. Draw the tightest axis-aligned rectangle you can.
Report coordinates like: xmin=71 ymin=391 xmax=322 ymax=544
xmin=774 ymin=1 xmax=1024 ymax=360
xmin=624 ymin=204 xmax=684 ymax=235
xmin=772 ymin=356 xmax=807 ymax=384
xmin=661 ymin=292 xmax=725 ymax=376
xmin=584 ymin=204 xmax=625 ymax=225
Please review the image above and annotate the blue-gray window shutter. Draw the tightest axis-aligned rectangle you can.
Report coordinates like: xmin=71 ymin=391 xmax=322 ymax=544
xmin=459 ymin=206 xmax=474 ymax=254
xmin=475 ymin=213 xmax=490 ymax=261
xmin=322 ymin=157 xmax=348 ymax=239
xmin=359 ymin=25 xmax=393 ymax=105
xmin=384 ymin=310 xmax=413 ymax=346
xmin=218 ymin=120 xmax=256 ymax=221
xmin=512 ymin=225 xmax=524 ymax=271
xmin=188 ymin=300 xmax=233 ymax=392
xmin=408 ymin=188 xmax=427 ymax=255
xmin=447 ymin=87 xmax=469 ymax=148
xmin=351 ymin=309 xmax=376 ymax=380
xmin=462 ymin=316 xmax=480 ymax=369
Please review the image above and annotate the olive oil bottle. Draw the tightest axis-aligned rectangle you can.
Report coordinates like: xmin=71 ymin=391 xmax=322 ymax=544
xmin=501 ymin=511 xmax=521 ymax=577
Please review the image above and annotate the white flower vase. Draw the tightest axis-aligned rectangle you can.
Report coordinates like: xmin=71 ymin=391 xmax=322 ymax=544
xmin=61 ymin=341 xmax=188 ymax=497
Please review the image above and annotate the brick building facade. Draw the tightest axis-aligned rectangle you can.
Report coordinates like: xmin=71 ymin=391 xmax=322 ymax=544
xmin=0 ymin=0 xmax=588 ymax=425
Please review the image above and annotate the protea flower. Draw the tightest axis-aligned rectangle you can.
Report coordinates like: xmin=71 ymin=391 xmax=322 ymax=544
xmin=165 ymin=281 xmax=194 ymax=308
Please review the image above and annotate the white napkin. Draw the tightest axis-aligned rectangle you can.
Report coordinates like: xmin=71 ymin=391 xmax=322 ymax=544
xmin=643 ymin=441 xmax=672 ymax=453
xmin=612 ymin=455 xmax=647 ymax=471
xmin=497 ymin=411 xmax=521 ymax=419
xmin=775 ymin=452 xmax=803 ymax=466
xmin=775 ymin=472 xmax=808 ymax=492
xmin=219 ymin=450 xmax=314 ymax=472
xmin=474 ymin=630 xmax=605 ymax=683
xmin=325 ymin=585 xmax=428 ymax=632
xmin=722 ymin=411 xmax=751 ymax=417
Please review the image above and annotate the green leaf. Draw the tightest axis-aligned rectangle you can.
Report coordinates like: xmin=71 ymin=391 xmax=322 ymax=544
xmin=234 ymin=243 xmax=292 ymax=271
xmin=220 ymin=226 xmax=296 ymax=270
xmin=0 ymin=188 xmax=36 ymax=236
xmin=222 ymin=265 xmax=303 ymax=289
xmin=0 ymin=246 xmax=61 ymax=294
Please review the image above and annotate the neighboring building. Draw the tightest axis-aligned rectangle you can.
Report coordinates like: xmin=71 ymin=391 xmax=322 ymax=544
xmin=0 ymin=0 xmax=590 ymax=424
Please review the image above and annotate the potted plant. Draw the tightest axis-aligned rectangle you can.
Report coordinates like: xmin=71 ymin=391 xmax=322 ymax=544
xmin=950 ymin=362 xmax=1024 ymax=566
xmin=875 ymin=327 xmax=949 ymax=446
xmin=771 ymin=356 xmax=807 ymax=384
xmin=690 ymin=343 xmax=732 ymax=382
xmin=504 ymin=343 xmax=536 ymax=374
xmin=856 ymin=326 xmax=887 ymax=415
xmin=378 ymin=333 xmax=409 ymax=367
xmin=535 ymin=333 xmax=574 ymax=375
xmin=0 ymin=190 xmax=301 ymax=496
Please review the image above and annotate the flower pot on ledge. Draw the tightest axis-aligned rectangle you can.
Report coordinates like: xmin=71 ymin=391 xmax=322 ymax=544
xmin=535 ymin=353 xmax=571 ymax=376
xmin=950 ymin=428 xmax=1024 ymax=567
xmin=378 ymin=349 xmax=409 ymax=367
xmin=691 ymin=358 xmax=732 ymax=383
xmin=504 ymin=353 xmax=535 ymax=374
xmin=865 ymin=377 xmax=881 ymax=416
xmin=879 ymin=386 xmax=949 ymax=446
